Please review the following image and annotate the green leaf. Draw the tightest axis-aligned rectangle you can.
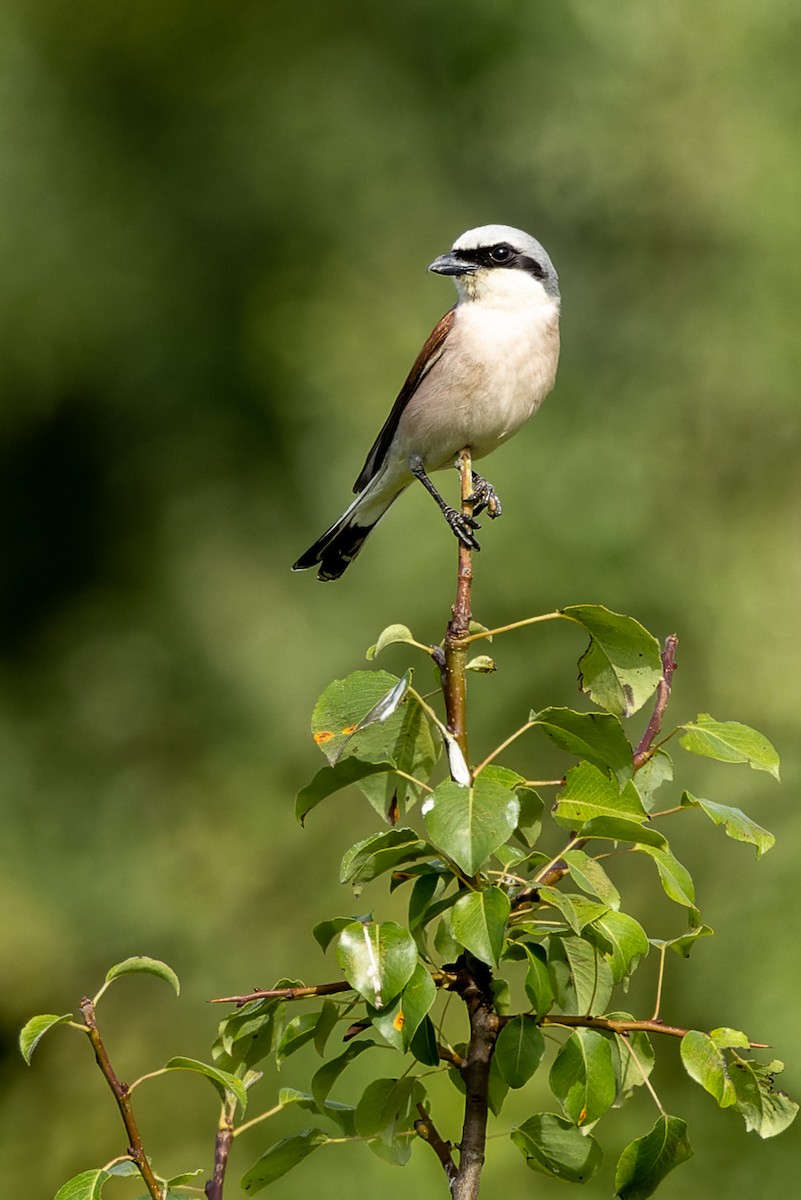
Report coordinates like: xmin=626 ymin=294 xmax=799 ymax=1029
xmin=355 ymin=1077 xmax=426 ymax=1163
xmin=547 ymin=935 xmax=614 ymax=1016
xmin=241 ymin=1129 xmax=327 ymax=1194
xmin=633 ymin=751 xmax=673 ymax=811
xmin=275 ymin=1013 xmax=320 ymax=1066
xmin=105 ymin=956 xmax=180 ymax=996
xmin=590 ymin=912 xmax=650 ymax=983
xmin=424 ymin=775 xmax=520 ymax=875
xmin=165 ymin=1169 xmax=204 ymax=1187
xmin=313 ymin=1000 xmax=340 ymax=1056
xmin=336 ymin=920 xmax=417 ymax=1008
xmin=635 ymin=845 xmax=697 ymax=914
xmin=19 ymin=1013 xmax=73 ymax=1064
xmin=608 ymin=1023 xmax=655 ymax=1104
xmin=553 ymin=762 xmax=646 ymax=831
xmin=615 ymin=1115 xmax=693 ymax=1199
xmin=278 ymin=1090 xmax=357 ymax=1137
xmin=311 ymin=670 xmax=437 ymax=818
xmin=54 ymin=1170 xmax=111 ymax=1200
xmin=680 ymin=1031 xmax=735 ymax=1107
xmin=215 ymin=998 xmax=281 ymax=1070
xmin=495 ymin=1016 xmax=545 ymax=1088
xmin=466 ymin=654 xmax=497 ymax=673
xmin=354 ymin=1076 xmax=422 ymax=1140
xmin=313 ymin=915 xmax=369 ymax=953
xmin=710 ymin=1027 xmax=750 ymax=1049
xmin=653 ymin=924 xmax=713 ymax=959
xmin=532 ymin=707 xmax=633 ymax=780
xmin=681 ymin=793 xmax=775 ymax=857
xmin=368 ymin=961 xmax=436 ymax=1051
xmin=164 ymin=1056 xmax=248 ymax=1111
xmin=579 ymin=816 xmax=666 ymax=848
xmin=679 ymin=715 xmax=780 ymax=779
xmin=340 ymin=828 xmax=430 ymax=893
xmin=410 ymin=1015 xmax=440 ymax=1066
xmin=311 ymin=1040 xmax=376 ymax=1107
xmin=563 ymin=849 xmax=621 ymax=910
xmin=450 ymin=888 xmax=511 ymax=968
xmin=366 ymin=624 xmax=418 ymax=660
xmin=523 ymin=945 xmax=555 ymax=1015
xmin=537 ymin=887 xmax=610 ymax=934
xmin=729 ymin=1057 xmax=799 ymax=1137
xmin=296 ymin=759 xmax=396 ymax=824
xmin=550 ymin=1028 xmax=617 ymax=1125
xmin=512 ymin=1113 xmax=603 ymax=1182
xmin=562 ymin=604 xmax=663 ymax=717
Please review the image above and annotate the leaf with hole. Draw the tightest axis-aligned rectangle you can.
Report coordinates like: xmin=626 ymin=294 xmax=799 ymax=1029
xmin=563 ymin=604 xmax=663 ymax=717
xmin=728 ymin=1058 xmax=799 ymax=1138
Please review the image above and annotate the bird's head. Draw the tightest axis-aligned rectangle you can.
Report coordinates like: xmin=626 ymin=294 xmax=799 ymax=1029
xmin=429 ymin=224 xmax=560 ymax=309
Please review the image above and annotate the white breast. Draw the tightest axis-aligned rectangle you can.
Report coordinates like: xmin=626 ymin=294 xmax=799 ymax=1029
xmin=392 ymin=273 xmax=561 ymax=472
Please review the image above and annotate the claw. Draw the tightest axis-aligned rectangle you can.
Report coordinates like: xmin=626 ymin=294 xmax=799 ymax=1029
xmin=443 ymin=505 xmax=482 ymax=550
xmin=467 ymin=471 xmax=503 ymax=519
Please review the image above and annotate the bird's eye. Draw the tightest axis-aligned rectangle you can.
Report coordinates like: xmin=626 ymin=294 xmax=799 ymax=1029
xmin=488 ymin=244 xmax=514 ymax=264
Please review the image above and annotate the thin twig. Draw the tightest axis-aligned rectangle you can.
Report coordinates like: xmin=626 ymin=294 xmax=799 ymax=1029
xmin=440 ymin=450 xmax=474 ymax=765
xmin=211 ymin=981 xmax=351 ymax=1006
xmin=79 ymin=998 xmax=163 ymax=1200
xmin=537 ymin=1012 xmax=768 ymax=1047
xmin=414 ymin=1102 xmax=457 ymax=1186
xmin=634 ymin=635 xmax=678 ymax=768
xmin=463 ymin=611 xmax=562 ymax=644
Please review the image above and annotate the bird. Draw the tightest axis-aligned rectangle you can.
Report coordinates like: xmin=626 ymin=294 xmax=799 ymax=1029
xmin=292 ymin=224 xmax=561 ymax=581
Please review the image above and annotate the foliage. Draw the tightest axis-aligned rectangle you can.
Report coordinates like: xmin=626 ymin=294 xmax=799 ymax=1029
xmin=20 ymin=602 xmax=795 ymax=1199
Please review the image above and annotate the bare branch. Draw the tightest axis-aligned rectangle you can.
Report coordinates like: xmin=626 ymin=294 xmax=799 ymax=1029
xmin=414 ymin=1102 xmax=457 ymax=1186
xmin=79 ymin=998 xmax=163 ymax=1200
xmin=211 ymin=981 xmax=351 ymax=1006
xmin=634 ymin=634 xmax=678 ymax=767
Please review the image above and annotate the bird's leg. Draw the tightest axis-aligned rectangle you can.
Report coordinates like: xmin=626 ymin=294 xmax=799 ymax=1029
xmin=409 ymin=455 xmax=481 ymax=551
xmin=466 ymin=470 xmax=503 ymax=519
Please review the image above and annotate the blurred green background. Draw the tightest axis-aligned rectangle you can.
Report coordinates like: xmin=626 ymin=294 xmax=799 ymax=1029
xmin=2 ymin=1 xmax=800 ymax=1196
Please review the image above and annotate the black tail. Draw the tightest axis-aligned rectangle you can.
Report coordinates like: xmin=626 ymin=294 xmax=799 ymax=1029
xmin=292 ymin=516 xmax=377 ymax=581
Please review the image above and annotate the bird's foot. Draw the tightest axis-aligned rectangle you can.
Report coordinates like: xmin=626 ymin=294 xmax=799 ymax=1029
xmin=467 ymin=471 xmax=503 ymax=519
xmin=442 ymin=505 xmax=481 ymax=550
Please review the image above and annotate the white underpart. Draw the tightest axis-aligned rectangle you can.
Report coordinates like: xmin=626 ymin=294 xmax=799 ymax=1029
xmin=353 ymin=265 xmax=560 ymax=526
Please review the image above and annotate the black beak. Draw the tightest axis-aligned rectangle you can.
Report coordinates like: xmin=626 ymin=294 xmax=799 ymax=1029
xmin=428 ymin=250 xmax=477 ymax=276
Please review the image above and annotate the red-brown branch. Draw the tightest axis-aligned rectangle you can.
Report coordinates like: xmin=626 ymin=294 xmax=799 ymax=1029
xmin=634 ymin=634 xmax=678 ymax=768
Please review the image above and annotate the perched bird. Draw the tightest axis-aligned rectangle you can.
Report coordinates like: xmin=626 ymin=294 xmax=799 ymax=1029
xmin=293 ymin=224 xmax=561 ymax=581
